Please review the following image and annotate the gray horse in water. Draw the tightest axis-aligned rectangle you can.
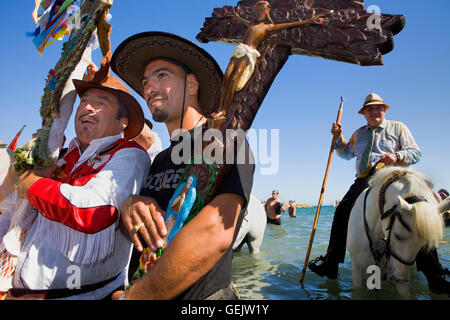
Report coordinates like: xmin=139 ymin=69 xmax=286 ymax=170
xmin=347 ymin=167 xmax=446 ymax=295
xmin=233 ymin=194 xmax=267 ymax=253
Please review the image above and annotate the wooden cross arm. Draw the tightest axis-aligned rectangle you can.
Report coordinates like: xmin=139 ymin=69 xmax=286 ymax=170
xmin=196 ymin=0 xmax=405 ymax=66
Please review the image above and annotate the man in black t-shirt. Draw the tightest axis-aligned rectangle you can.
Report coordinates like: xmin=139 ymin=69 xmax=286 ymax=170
xmin=110 ymin=32 xmax=255 ymax=300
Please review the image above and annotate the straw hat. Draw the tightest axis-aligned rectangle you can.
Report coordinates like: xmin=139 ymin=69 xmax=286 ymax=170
xmin=73 ymin=75 xmax=144 ymax=139
xmin=358 ymin=93 xmax=390 ymax=114
xmin=111 ymin=31 xmax=223 ymax=116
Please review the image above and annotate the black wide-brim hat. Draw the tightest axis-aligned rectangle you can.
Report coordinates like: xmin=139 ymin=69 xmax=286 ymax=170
xmin=111 ymin=31 xmax=223 ymax=116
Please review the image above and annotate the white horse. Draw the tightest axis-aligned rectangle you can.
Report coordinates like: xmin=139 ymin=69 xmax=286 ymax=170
xmin=233 ymin=194 xmax=267 ymax=253
xmin=347 ymin=167 xmax=446 ymax=295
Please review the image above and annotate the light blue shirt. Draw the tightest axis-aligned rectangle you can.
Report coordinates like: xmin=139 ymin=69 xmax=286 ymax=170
xmin=335 ymin=119 xmax=421 ymax=177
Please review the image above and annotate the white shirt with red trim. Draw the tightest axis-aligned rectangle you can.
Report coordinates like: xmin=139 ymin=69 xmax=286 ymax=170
xmin=12 ymin=134 xmax=150 ymax=299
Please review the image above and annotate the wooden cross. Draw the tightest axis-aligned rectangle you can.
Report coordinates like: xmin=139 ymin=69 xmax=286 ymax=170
xmin=197 ymin=0 xmax=405 ymax=131
xmin=171 ymin=0 xmax=405 ymax=223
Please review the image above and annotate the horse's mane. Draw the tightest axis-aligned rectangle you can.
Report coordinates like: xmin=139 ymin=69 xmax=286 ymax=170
xmin=368 ymin=166 xmax=432 ymax=190
xmin=368 ymin=166 xmax=444 ymax=249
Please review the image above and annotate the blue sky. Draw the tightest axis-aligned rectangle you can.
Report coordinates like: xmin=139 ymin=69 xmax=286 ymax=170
xmin=0 ymin=1 xmax=449 ymax=205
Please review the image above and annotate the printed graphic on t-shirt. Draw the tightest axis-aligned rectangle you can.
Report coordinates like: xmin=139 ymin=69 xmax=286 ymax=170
xmin=142 ymin=168 xmax=185 ymax=192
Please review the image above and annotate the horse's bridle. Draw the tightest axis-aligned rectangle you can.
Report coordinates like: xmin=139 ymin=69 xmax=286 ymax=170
xmin=363 ymin=172 xmax=428 ymax=267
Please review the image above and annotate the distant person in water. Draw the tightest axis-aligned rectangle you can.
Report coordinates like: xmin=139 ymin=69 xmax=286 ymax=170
xmin=288 ymin=200 xmax=296 ymax=218
xmin=265 ymin=190 xmax=285 ymax=225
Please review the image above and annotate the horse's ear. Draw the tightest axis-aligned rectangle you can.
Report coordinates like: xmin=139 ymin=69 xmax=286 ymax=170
xmin=398 ymin=196 xmax=414 ymax=212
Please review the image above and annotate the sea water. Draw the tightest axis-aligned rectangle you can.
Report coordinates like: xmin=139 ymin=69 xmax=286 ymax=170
xmin=231 ymin=206 xmax=450 ymax=300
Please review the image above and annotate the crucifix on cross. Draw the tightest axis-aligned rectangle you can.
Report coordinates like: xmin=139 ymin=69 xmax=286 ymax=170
xmin=197 ymin=0 xmax=405 ymax=131
xmin=213 ymin=1 xmax=329 ymax=127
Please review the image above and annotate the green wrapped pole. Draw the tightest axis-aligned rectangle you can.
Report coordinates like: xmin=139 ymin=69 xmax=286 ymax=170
xmin=14 ymin=0 xmax=113 ymax=174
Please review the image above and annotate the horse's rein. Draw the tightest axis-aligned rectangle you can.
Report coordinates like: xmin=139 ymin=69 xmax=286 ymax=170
xmin=363 ymin=172 xmax=428 ymax=267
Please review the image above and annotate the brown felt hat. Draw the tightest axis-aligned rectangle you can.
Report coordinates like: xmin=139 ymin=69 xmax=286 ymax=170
xmin=358 ymin=93 xmax=391 ymax=114
xmin=111 ymin=31 xmax=223 ymax=116
xmin=73 ymin=75 xmax=144 ymax=139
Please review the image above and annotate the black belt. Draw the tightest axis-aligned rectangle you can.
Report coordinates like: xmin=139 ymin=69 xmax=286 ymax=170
xmin=5 ymin=274 xmax=120 ymax=300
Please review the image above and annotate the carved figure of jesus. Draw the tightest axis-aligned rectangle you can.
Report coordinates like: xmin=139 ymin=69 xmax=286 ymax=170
xmin=212 ymin=1 xmax=327 ymax=128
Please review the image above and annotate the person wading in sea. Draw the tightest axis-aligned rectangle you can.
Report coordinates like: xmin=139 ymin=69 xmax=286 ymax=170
xmin=265 ymin=189 xmax=285 ymax=225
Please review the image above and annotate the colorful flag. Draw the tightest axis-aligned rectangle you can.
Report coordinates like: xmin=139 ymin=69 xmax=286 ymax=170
xmin=8 ymin=125 xmax=26 ymax=151
xmin=29 ymin=0 xmax=80 ymax=54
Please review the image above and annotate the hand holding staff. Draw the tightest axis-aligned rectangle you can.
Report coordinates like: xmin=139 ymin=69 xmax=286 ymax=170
xmin=299 ymin=97 xmax=344 ymax=285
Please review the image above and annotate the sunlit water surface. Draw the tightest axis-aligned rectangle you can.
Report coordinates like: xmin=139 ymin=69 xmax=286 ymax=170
xmin=232 ymin=206 xmax=449 ymax=300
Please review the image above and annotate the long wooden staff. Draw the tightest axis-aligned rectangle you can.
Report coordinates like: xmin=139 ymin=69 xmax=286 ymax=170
xmin=299 ymin=97 xmax=344 ymax=285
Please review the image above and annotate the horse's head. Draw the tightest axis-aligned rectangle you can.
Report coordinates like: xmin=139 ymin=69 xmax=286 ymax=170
xmin=381 ymin=196 xmax=442 ymax=287
xmin=370 ymin=167 xmax=444 ymax=292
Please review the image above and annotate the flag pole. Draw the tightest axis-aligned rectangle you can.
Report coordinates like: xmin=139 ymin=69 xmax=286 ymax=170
xmin=299 ymin=97 xmax=344 ymax=285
